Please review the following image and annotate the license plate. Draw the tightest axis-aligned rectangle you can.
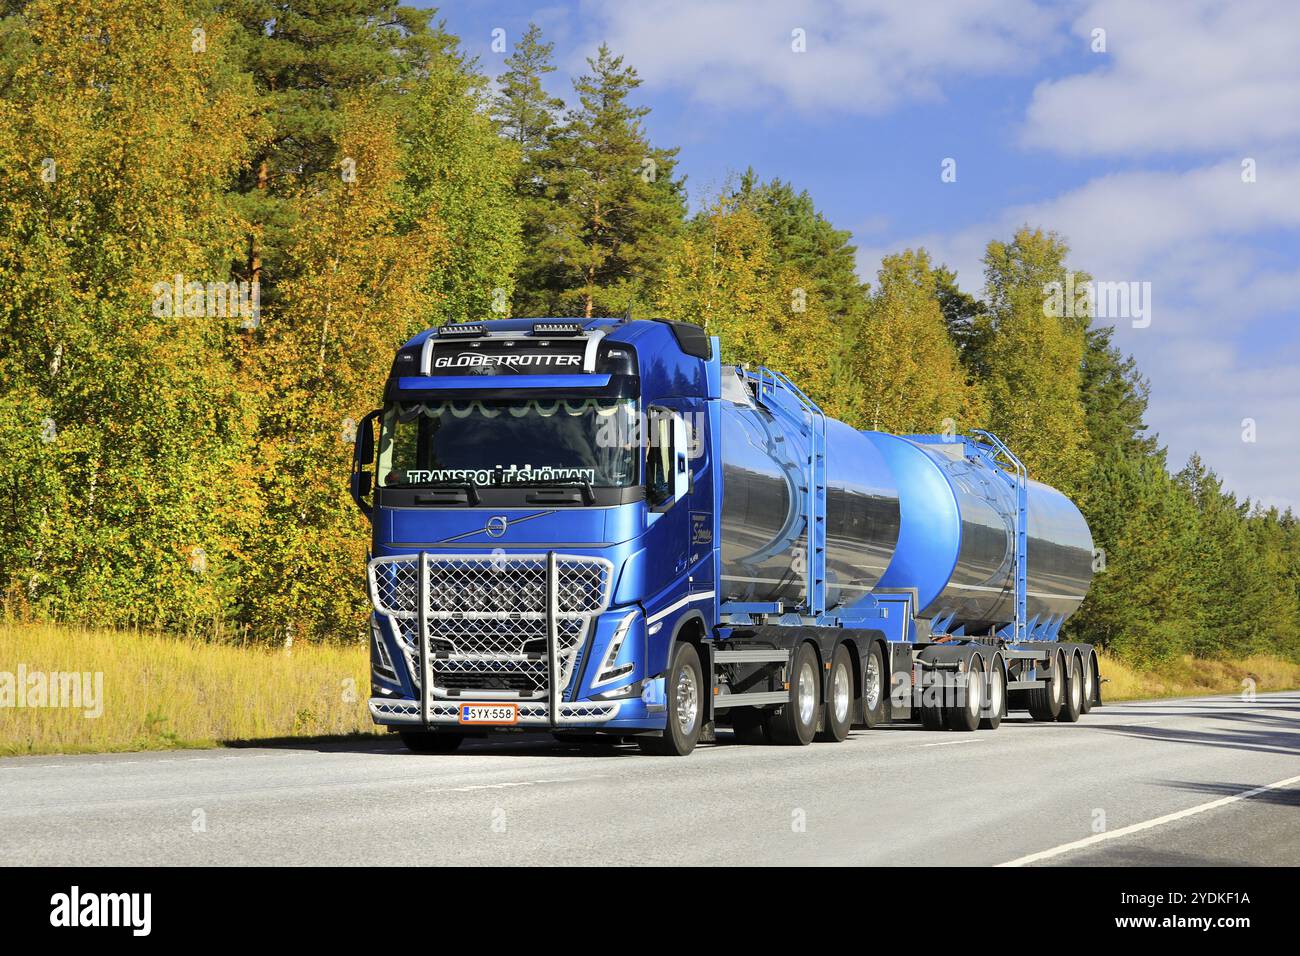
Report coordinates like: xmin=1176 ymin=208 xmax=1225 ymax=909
xmin=458 ymin=704 xmax=518 ymax=725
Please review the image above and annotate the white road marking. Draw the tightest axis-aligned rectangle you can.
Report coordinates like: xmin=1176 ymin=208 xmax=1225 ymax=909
xmin=921 ymin=738 xmax=984 ymax=747
xmin=426 ymin=775 xmax=604 ymax=794
xmin=998 ymin=773 xmax=1300 ymax=867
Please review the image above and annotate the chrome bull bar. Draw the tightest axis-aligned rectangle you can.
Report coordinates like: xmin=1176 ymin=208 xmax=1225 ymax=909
xmin=368 ymin=551 xmax=613 ymax=728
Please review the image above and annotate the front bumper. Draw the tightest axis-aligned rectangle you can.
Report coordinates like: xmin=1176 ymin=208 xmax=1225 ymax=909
xmin=370 ymin=696 xmax=623 ymax=726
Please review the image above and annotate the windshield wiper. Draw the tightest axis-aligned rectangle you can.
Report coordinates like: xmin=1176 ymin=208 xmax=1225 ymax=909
xmin=501 ymin=477 xmax=596 ymax=505
xmin=404 ymin=482 xmax=480 ymax=505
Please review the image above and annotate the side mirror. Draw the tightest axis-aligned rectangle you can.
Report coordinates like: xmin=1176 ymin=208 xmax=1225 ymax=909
xmin=356 ymin=413 xmax=376 ymax=466
xmin=350 ymin=409 xmax=382 ymax=517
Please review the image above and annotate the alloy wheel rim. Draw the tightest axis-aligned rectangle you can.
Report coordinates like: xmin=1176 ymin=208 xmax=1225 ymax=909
xmin=797 ymin=661 xmax=817 ymax=726
xmin=967 ymin=666 xmax=983 ymax=717
xmin=864 ymin=653 xmax=882 ymax=710
xmin=833 ymin=663 xmax=850 ymax=723
xmin=675 ymin=665 xmax=698 ymax=735
xmin=988 ymin=664 xmax=1004 ymax=718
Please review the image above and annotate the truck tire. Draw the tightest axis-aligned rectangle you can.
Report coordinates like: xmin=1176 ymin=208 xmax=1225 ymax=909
xmin=1080 ymin=650 xmax=1098 ymax=713
xmin=769 ymin=642 xmax=819 ymax=745
xmin=920 ymin=669 xmax=946 ymax=730
xmin=1058 ymin=652 xmax=1083 ymax=723
xmin=729 ymin=707 xmax=771 ymax=744
xmin=980 ymin=655 xmax=1005 ymax=730
xmin=946 ymin=655 xmax=984 ymax=732
xmin=816 ymin=643 xmax=854 ymax=742
xmin=859 ymin=641 xmax=888 ymax=729
xmin=1027 ymin=649 xmax=1065 ymax=721
xmin=638 ymin=642 xmax=704 ymax=756
xmin=399 ymin=731 xmax=463 ymax=754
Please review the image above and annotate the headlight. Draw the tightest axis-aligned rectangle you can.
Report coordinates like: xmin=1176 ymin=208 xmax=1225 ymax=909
xmin=592 ymin=613 xmax=638 ymax=688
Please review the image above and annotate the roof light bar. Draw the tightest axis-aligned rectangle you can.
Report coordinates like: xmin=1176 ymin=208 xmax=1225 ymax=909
xmin=438 ymin=323 xmax=486 ymax=337
xmin=532 ymin=321 xmax=584 ymax=336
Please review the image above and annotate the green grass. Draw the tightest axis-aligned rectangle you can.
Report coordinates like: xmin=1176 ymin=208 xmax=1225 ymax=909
xmin=0 ymin=623 xmax=379 ymax=756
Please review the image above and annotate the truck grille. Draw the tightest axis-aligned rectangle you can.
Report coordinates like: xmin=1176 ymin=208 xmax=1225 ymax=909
xmin=369 ymin=554 xmax=612 ymax=701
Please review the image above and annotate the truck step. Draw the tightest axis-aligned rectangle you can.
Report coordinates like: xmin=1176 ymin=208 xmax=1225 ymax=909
xmin=713 ymin=691 xmax=789 ymax=710
xmin=714 ymin=649 xmax=790 ymax=664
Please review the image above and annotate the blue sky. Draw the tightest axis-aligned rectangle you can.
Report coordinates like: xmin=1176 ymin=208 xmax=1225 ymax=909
xmin=425 ymin=0 xmax=1300 ymax=511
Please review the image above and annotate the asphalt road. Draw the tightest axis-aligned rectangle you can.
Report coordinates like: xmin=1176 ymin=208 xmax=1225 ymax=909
xmin=2 ymin=691 xmax=1297 ymax=866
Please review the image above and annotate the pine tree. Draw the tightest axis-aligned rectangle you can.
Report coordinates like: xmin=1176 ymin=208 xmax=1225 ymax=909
xmin=933 ymin=264 xmax=986 ymax=373
xmin=519 ymin=44 xmax=685 ymax=318
xmin=1069 ymin=448 xmax=1200 ymax=663
xmin=492 ymin=23 xmax=564 ymax=161
xmin=222 ymin=0 xmax=445 ymax=293
xmin=734 ymin=171 xmax=866 ymax=324
xmin=1080 ymin=325 xmax=1159 ymax=461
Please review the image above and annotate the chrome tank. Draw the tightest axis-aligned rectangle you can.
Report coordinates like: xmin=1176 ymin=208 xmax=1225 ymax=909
xmin=718 ymin=368 xmax=1094 ymax=631
xmin=864 ymin=434 xmax=1094 ymax=630
xmin=719 ymin=370 xmax=900 ymax=610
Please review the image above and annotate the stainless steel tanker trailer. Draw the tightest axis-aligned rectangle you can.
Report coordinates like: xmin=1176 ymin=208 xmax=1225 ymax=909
xmin=355 ymin=318 xmax=1100 ymax=755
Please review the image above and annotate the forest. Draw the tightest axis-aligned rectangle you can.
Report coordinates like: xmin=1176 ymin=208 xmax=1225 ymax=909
xmin=2 ymin=0 xmax=1297 ymax=666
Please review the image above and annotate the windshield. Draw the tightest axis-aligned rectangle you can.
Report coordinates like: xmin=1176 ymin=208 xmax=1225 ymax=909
xmin=377 ymin=398 xmax=639 ymax=489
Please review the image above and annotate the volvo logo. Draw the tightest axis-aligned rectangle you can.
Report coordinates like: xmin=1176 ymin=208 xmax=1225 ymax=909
xmin=485 ymin=515 xmax=509 ymax=538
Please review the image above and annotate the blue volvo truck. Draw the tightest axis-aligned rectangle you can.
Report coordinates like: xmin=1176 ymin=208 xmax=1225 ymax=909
xmin=350 ymin=317 xmax=1099 ymax=755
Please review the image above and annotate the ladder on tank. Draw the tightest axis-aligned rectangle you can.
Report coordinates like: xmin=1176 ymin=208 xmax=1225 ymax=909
xmin=753 ymin=367 xmax=827 ymax=618
xmin=971 ymin=429 xmax=1028 ymax=643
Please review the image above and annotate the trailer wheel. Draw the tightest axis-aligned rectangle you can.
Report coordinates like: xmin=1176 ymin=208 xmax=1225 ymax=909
xmin=859 ymin=642 xmax=888 ymax=729
xmin=399 ymin=731 xmax=463 ymax=754
xmin=1080 ymin=650 xmax=1098 ymax=713
xmin=638 ymin=642 xmax=704 ymax=756
xmin=946 ymin=656 xmax=984 ymax=732
xmin=1058 ymin=652 xmax=1083 ymax=723
xmin=920 ymin=674 xmax=946 ymax=730
xmin=729 ymin=707 xmax=771 ymax=745
xmin=816 ymin=644 xmax=854 ymax=742
xmin=1027 ymin=650 xmax=1065 ymax=721
xmin=770 ymin=642 xmax=819 ymax=746
xmin=980 ymin=655 xmax=1005 ymax=730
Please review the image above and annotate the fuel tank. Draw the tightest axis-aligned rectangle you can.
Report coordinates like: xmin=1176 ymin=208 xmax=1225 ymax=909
xmin=718 ymin=368 xmax=1093 ymax=631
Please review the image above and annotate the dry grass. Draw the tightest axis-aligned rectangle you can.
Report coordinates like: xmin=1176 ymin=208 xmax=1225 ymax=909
xmin=0 ymin=623 xmax=379 ymax=756
xmin=1098 ymin=650 xmax=1300 ymax=702
xmin=4 ymin=623 xmax=1299 ymax=757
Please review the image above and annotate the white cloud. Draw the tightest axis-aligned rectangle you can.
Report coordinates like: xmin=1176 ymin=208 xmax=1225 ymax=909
xmin=1022 ymin=0 xmax=1300 ymax=156
xmin=573 ymin=0 xmax=1062 ymax=115
xmin=856 ymin=157 xmax=1300 ymax=509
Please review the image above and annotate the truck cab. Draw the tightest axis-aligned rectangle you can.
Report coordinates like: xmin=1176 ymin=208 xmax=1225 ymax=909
xmin=352 ymin=318 xmax=722 ymax=752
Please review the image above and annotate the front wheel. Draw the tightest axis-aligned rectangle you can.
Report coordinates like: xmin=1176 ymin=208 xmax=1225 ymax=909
xmin=638 ymin=642 xmax=704 ymax=756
